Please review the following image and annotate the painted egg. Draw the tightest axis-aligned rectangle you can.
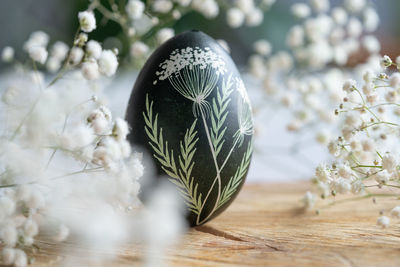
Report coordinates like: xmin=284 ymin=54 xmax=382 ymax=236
xmin=126 ymin=30 xmax=253 ymax=226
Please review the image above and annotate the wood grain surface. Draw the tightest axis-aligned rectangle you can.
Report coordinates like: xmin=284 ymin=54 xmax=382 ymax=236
xmin=34 ymin=182 xmax=400 ymax=267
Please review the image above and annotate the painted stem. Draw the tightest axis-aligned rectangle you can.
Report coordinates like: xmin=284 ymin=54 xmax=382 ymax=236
xmin=198 ymin=136 xmax=240 ymax=225
xmin=196 ymin=107 xmax=222 ymax=225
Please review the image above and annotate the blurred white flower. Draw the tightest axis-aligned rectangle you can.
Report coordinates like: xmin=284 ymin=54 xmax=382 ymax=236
xmin=152 ymin=0 xmax=173 ymax=13
xmin=86 ymin=40 xmax=102 ymax=59
xmin=14 ymin=249 xmax=27 ymax=267
xmin=78 ymin=11 xmax=97 ymax=33
xmin=253 ymin=40 xmax=271 ymax=56
xmin=156 ymin=28 xmax=174 ymax=44
xmin=303 ymin=191 xmax=315 ymax=209
xmin=226 ymin=8 xmax=245 ymax=28
xmin=130 ymin=41 xmax=149 ymax=58
xmin=390 ymin=206 xmax=400 ymax=218
xmin=191 ymin=0 xmax=219 ymax=18
xmin=70 ymin=47 xmax=84 ymax=65
xmin=50 ymin=41 xmax=69 ymax=61
xmin=81 ymin=60 xmax=100 ymax=80
xmin=28 ymin=46 xmax=48 ymax=64
xmin=310 ymin=0 xmax=329 ymax=13
xmin=98 ymin=50 xmax=118 ymax=77
xmin=1 ymin=46 xmax=14 ymax=62
xmin=344 ymin=0 xmax=366 ymax=13
xmin=126 ymin=0 xmax=145 ymax=19
xmin=245 ymin=8 xmax=263 ymax=26
xmin=377 ymin=216 xmax=390 ymax=228
xmin=291 ymin=3 xmax=311 ymax=19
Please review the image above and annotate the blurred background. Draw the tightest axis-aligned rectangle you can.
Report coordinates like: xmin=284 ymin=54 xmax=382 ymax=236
xmin=1 ymin=0 xmax=399 ymax=69
xmin=1 ymin=0 xmax=398 ymax=181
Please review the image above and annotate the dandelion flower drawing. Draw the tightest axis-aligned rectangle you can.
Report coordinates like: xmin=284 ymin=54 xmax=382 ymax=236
xmin=155 ymin=47 xmax=227 ymax=117
xmin=234 ymin=78 xmax=253 ymax=146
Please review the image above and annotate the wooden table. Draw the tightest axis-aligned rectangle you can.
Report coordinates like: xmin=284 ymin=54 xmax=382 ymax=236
xmin=35 ymin=183 xmax=400 ymax=266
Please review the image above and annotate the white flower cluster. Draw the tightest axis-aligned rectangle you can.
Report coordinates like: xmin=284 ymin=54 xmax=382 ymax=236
xmin=7 ymin=12 xmax=119 ymax=80
xmin=309 ymin=55 xmax=400 ymax=226
xmin=226 ymin=0 xmax=266 ymax=28
xmin=119 ymin=0 xmax=274 ymax=64
xmin=155 ymin=47 xmax=227 ymax=82
xmin=0 ymin=22 xmax=140 ymax=266
xmin=248 ymin=0 xmax=381 ymax=148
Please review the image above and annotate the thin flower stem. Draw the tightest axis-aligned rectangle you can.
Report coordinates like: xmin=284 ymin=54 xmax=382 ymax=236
xmin=47 ymin=28 xmax=80 ymax=88
xmin=9 ymin=96 xmax=41 ymax=141
xmin=0 ymin=167 xmax=104 ymax=189
xmin=320 ymin=193 xmax=399 ymax=209
xmin=352 ymin=164 xmax=382 ymax=169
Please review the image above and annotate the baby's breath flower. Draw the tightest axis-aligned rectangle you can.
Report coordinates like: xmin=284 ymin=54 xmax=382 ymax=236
xmin=130 ymin=41 xmax=149 ymax=58
xmin=245 ymin=8 xmax=263 ymax=26
xmin=88 ymin=106 xmax=113 ymax=135
xmin=389 ymin=73 xmax=400 ymax=88
xmin=380 ymin=55 xmax=392 ymax=69
xmin=342 ymin=79 xmax=356 ymax=93
xmin=46 ymin=57 xmax=61 ymax=73
xmin=362 ymin=70 xmax=374 ymax=83
xmin=363 ymin=7 xmax=379 ymax=32
xmin=98 ymin=49 xmax=118 ymax=77
xmin=1 ymin=225 xmax=18 ymax=247
xmin=361 ymin=139 xmax=375 ymax=152
xmin=78 ymin=11 xmax=97 ymax=33
xmin=253 ymin=40 xmax=272 ymax=56
xmin=338 ymin=163 xmax=352 ymax=179
xmin=14 ymin=249 xmax=27 ymax=267
xmin=344 ymin=0 xmax=366 ymax=13
xmin=112 ymin=118 xmax=130 ymax=141
xmin=69 ymin=47 xmax=84 ymax=65
xmin=291 ymin=3 xmax=311 ymax=19
xmin=1 ymin=46 xmax=14 ymax=62
xmin=377 ymin=215 xmax=390 ymax=228
xmin=86 ymin=40 xmax=102 ymax=59
xmin=75 ymin=33 xmax=88 ymax=47
xmin=28 ymin=46 xmax=48 ymax=64
xmin=126 ymin=0 xmax=145 ymax=19
xmin=315 ymin=163 xmax=330 ymax=182
xmin=374 ymin=170 xmax=390 ymax=184
xmin=156 ymin=28 xmax=174 ymax=45
xmin=362 ymin=35 xmax=380 ymax=54
xmin=381 ymin=154 xmax=397 ymax=173
xmin=328 ymin=140 xmax=341 ymax=156
xmin=332 ymin=7 xmax=348 ymax=25
xmin=24 ymin=219 xmax=39 ymax=237
xmin=226 ymin=8 xmax=245 ymax=28
xmin=235 ymin=0 xmax=254 ymax=14
xmin=50 ymin=41 xmax=69 ymax=61
xmin=152 ymin=0 xmax=173 ymax=13
xmin=310 ymin=0 xmax=329 ymax=13
xmin=2 ymin=248 xmax=16 ymax=265
xmin=191 ymin=0 xmax=219 ymax=18
xmin=390 ymin=206 xmax=400 ymax=218
xmin=303 ymin=191 xmax=315 ymax=209
xmin=81 ymin=60 xmax=100 ymax=80
xmin=54 ymin=224 xmax=70 ymax=242
xmin=331 ymin=178 xmax=351 ymax=194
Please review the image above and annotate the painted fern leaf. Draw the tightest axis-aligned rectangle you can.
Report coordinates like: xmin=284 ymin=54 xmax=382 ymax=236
xmin=210 ymin=74 xmax=234 ymax=157
xmin=217 ymin=140 xmax=252 ymax=209
xmin=143 ymin=94 xmax=203 ymax=214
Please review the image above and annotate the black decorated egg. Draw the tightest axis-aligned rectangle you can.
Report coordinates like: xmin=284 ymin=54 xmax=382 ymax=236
xmin=126 ymin=30 xmax=253 ymax=226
